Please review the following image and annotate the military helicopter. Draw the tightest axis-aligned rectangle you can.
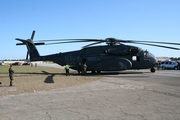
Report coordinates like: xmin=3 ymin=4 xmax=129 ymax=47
xmin=16 ymin=31 xmax=180 ymax=73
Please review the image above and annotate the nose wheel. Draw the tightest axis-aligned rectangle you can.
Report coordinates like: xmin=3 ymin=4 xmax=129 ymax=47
xmin=150 ymin=68 xmax=155 ymax=73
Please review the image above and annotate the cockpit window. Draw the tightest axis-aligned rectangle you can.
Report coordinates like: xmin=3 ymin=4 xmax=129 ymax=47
xmin=144 ymin=51 xmax=148 ymax=58
xmin=143 ymin=50 xmax=155 ymax=58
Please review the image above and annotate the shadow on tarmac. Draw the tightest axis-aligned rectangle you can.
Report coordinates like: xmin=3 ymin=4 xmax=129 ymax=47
xmin=42 ymin=70 xmax=55 ymax=83
xmin=1 ymin=70 xmax=150 ymax=84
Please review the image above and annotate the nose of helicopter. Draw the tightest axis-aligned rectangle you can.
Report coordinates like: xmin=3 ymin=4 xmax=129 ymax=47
xmin=143 ymin=50 xmax=158 ymax=67
xmin=153 ymin=58 xmax=158 ymax=66
xmin=149 ymin=53 xmax=158 ymax=67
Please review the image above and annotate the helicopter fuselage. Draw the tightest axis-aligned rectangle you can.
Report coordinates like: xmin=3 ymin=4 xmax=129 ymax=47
xmin=36 ymin=44 xmax=157 ymax=72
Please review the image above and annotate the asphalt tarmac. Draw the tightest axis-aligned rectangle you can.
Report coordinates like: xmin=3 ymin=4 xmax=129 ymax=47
xmin=0 ymin=64 xmax=180 ymax=120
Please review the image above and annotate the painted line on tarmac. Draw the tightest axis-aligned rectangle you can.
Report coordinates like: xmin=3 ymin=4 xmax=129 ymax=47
xmin=120 ymin=84 xmax=144 ymax=90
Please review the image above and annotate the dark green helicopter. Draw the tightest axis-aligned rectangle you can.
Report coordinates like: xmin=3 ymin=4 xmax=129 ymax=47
xmin=16 ymin=31 xmax=180 ymax=73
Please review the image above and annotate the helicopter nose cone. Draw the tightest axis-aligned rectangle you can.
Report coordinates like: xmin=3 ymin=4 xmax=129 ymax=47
xmin=150 ymin=55 xmax=158 ymax=67
xmin=153 ymin=58 xmax=159 ymax=66
xmin=143 ymin=50 xmax=158 ymax=68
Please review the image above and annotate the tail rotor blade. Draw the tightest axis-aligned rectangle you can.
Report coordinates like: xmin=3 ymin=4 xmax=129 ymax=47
xmin=16 ymin=38 xmax=26 ymax=41
xmin=31 ymin=30 xmax=35 ymax=40
xmin=26 ymin=51 xmax=29 ymax=60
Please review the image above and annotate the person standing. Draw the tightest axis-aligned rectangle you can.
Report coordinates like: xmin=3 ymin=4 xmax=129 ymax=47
xmin=9 ymin=64 xmax=14 ymax=86
xmin=77 ymin=63 xmax=82 ymax=74
xmin=65 ymin=63 xmax=70 ymax=76
xmin=83 ymin=62 xmax=87 ymax=74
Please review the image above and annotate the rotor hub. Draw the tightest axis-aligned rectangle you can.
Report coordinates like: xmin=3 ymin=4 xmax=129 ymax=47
xmin=105 ymin=38 xmax=117 ymax=45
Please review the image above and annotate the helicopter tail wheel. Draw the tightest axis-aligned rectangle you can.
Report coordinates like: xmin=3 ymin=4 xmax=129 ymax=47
xmin=150 ymin=68 xmax=155 ymax=73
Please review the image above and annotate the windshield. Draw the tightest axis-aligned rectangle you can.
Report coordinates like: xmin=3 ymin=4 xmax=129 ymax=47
xmin=144 ymin=50 xmax=155 ymax=58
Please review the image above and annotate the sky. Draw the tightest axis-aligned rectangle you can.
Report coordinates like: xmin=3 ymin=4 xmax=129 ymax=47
xmin=1 ymin=0 xmax=180 ymax=60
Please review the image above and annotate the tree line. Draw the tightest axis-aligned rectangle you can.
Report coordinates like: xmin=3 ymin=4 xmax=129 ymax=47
xmin=170 ymin=57 xmax=180 ymax=61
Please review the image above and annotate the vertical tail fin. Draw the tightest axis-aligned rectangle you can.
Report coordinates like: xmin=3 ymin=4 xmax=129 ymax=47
xmin=16 ymin=31 xmax=44 ymax=61
xmin=16 ymin=39 xmax=41 ymax=61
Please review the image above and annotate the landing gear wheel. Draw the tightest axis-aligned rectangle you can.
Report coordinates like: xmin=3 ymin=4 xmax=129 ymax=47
xmin=97 ymin=71 xmax=101 ymax=74
xmin=150 ymin=68 xmax=155 ymax=73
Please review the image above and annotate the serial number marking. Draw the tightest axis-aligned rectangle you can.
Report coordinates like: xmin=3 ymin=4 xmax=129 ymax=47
xmin=87 ymin=57 xmax=96 ymax=61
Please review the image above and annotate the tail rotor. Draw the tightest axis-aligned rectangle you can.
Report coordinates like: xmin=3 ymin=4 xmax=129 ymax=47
xmin=16 ymin=30 xmax=43 ymax=61
xmin=31 ymin=30 xmax=35 ymax=40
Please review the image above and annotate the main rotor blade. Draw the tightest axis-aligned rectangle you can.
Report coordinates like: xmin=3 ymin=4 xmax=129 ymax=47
xmin=120 ymin=39 xmax=180 ymax=45
xmin=36 ymin=39 xmax=102 ymax=42
xmin=44 ymin=40 xmax=94 ymax=45
xmin=31 ymin=30 xmax=35 ymax=40
xmin=83 ymin=41 xmax=103 ymax=48
xmin=132 ymin=42 xmax=180 ymax=50
xmin=15 ymin=38 xmax=26 ymax=41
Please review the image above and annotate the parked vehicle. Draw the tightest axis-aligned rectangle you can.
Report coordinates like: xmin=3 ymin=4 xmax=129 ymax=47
xmin=0 ymin=61 xmax=5 ymax=65
xmin=0 ymin=62 xmax=4 ymax=65
xmin=12 ymin=62 xmax=21 ymax=66
xmin=22 ymin=62 xmax=30 ymax=65
xmin=160 ymin=61 xmax=179 ymax=70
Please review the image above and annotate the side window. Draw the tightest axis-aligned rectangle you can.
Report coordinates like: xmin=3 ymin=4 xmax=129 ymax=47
xmin=132 ymin=56 xmax=137 ymax=61
xmin=132 ymin=56 xmax=139 ymax=61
